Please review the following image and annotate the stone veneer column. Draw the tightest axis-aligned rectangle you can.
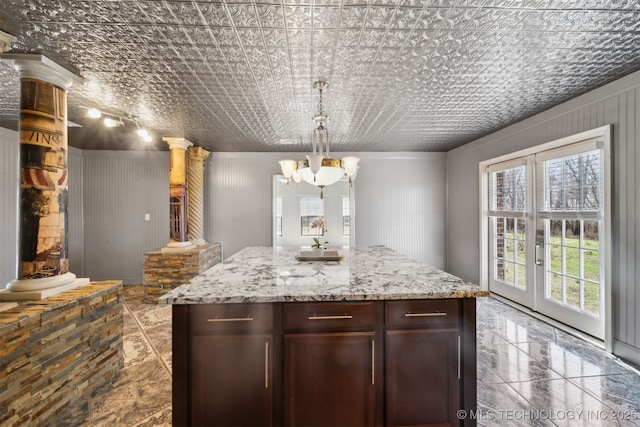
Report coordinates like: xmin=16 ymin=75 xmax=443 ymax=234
xmin=187 ymin=146 xmax=210 ymax=245
xmin=162 ymin=137 xmax=195 ymax=251
xmin=0 ymin=54 xmax=89 ymax=300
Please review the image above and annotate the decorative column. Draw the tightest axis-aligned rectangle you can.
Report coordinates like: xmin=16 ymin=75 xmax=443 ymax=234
xmin=0 ymin=54 xmax=89 ymax=300
xmin=187 ymin=146 xmax=210 ymax=245
xmin=0 ymin=30 xmax=16 ymax=52
xmin=162 ymin=137 xmax=195 ymax=252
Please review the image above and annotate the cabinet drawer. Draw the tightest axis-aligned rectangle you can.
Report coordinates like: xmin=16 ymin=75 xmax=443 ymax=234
xmin=190 ymin=303 xmax=273 ymax=332
xmin=386 ymin=300 xmax=459 ymax=329
xmin=284 ymin=302 xmax=377 ymax=331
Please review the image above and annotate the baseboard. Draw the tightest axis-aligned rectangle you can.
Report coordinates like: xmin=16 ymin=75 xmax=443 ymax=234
xmin=612 ymin=339 xmax=640 ymax=370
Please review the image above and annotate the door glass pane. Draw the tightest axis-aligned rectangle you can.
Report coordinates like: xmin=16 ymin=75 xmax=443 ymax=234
xmin=584 ymin=281 xmax=600 ymax=316
xmin=492 ymin=216 xmax=526 ymax=289
xmin=549 ymin=273 xmax=563 ymax=302
xmin=545 ymin=218 xmax=601 ymax=317
xmin=544 ymin=150 xmax=600 ymax=211
xmin=490 ymin=166 xmax=526 ymax=212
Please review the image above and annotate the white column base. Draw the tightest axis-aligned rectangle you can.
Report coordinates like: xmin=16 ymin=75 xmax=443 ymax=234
xmin=161 ymin=240 xmax=196 ymax=253
xmin=191 ymin=238 xmax=207 ymax=246
xmin=0 ymin=274 xmax=90 ymax=301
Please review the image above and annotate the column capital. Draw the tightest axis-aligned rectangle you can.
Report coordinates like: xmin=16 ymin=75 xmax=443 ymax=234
xmin=163 ymin=137 xmax=194 ymax=151
xmin=188 ymin=146 xmax=211 ymax=162
xmin=1 ymin=53 xmax=82 ymax=89
xmin=0 ymin=30 xmax=16 ymax=53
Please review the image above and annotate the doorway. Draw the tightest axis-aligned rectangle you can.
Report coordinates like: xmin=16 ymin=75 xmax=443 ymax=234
xmin=481 ymin=126 xmax=611 ymax=342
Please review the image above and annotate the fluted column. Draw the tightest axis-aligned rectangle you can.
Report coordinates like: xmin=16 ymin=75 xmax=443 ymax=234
xmin=1 ymin=54 xmax=88 ymax=300
xmin=162 ymin=137 xmax=195 ymax=251
xmin=187 ymin=146 xmax=210 ymax=245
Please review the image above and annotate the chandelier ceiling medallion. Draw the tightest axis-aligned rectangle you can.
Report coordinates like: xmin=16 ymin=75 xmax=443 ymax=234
xmin=279 ymin=81 xmax=359 ymax=198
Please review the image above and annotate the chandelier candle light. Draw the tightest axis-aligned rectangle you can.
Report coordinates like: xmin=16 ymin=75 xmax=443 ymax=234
xmin=279 ymin=81 xmax=359 ymax=198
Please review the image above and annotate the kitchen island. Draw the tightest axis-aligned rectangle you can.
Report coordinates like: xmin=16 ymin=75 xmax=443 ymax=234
xmin=162 ymin=246 xmax=488 ymax=427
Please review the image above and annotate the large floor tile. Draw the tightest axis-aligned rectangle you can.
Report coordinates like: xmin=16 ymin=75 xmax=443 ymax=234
xmin=510 ymin=378 xmax=621 ymax=426
xmin=477 ymin=382 xmax=554 ymax=426
xmin=480 ymin=342 xmax=563 ymax=383
xmin=514 ymin=340 xmax=630 ymax=379
xmin=123 ymin=330 xmax=156 ymax=368
xmin=569 ymin=374 xmax=640 ymax=425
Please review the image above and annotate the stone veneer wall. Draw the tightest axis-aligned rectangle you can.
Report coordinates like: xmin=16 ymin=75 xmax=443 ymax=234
xmin=0 ymin=280 xmax=124 ymax=426
xmin=143 ymin=243 xmax=222 ymax=303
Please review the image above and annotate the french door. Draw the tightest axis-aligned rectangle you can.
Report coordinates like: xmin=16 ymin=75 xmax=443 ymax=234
xmin=485 ymin=129 xmax=610 ymax=340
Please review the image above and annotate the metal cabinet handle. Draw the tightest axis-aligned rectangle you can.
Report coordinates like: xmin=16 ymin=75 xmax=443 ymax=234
xmin=207 ymin=316 xmax=254 ymax=322
xmin=371 ymin=339 xmax=375 ymax=385
xmin=265 ymin=341 xmax=269 ymax=389
xmin=457 ymin=335 xmax=461 ymax=380
xmin=307 ymin=314 xmax=353 ymax=320
xmin=404 ymin=312 xmax=447 ymax=317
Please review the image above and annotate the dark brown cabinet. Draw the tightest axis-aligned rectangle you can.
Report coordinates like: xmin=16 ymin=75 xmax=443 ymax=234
xmin=283 ymin=302 xmax=382 ymax=426
xmin=385 ymin=300 xmax=462 ymax=426
xmin=172 ymin=299 xmax=476 ymax=427
xmin=191 ymin=334 xmax=273 ymax=426
xmin=174 ymin=303 xmax=280 ymax=427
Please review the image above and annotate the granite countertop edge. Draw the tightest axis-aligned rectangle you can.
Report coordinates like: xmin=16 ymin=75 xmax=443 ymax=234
xmin=160 ymin=246 xmax=489 ymax=305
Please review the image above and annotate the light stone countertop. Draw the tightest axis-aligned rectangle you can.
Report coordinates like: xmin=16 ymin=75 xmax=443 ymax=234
xmin=160 ymin=246 xmax=489 ymax=304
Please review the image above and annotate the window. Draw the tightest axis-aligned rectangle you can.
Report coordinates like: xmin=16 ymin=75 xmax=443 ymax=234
xmin=275 ymin=197 xmax=282 ymax=237
xmin=342 ymin=196 xmax=350 ymax=235
xmin=300 ymin=197 xmax=324 ymax=236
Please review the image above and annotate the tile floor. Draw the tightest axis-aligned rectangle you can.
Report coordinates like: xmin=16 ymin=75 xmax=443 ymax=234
xmin=476 ymin=297 xmax=640 ymax=427
xmin=61 ymin=286 xmax=640 ymax=426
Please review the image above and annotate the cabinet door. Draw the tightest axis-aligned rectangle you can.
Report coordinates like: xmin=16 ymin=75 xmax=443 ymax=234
xmin=191 ymin=334 xmax=273 ymax=426
xmin=284 ymin=332 xmax=377 ymax=426
xmin=386 ymin=329 xmax=460 ymax=427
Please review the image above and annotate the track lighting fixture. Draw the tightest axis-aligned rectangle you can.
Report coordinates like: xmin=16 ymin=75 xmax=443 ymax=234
xmin=80 ymin=106 xmax=154 ymax=143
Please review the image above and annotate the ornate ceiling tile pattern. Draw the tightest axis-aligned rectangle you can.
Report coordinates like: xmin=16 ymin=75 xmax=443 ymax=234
xmin=0 ymin=0 xmax=639 ymax=152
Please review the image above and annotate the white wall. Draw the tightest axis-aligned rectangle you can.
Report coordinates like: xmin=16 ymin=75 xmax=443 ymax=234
xmin=446 ymin=70 xmax=640 ymax=364
xmin=0 ymin=127 xmax=18 ymax=288
xmin=208 ymin=152 xmax=447 ymax=267
xmin=82 ymin=150 xmax=169 ymax=284
xmin=355 ymin=153 xmax=447 ymax=268
xmin=67 ymin=146 xmax=84 ymax=277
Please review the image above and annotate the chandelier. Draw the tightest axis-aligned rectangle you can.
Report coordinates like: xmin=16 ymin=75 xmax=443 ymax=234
xmin=279 ymin=81 xmax=359 ymax=198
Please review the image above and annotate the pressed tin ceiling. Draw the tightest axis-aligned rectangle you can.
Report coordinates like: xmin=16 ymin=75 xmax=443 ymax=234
xmin=0 ymin=1 xmax=639 ymax=152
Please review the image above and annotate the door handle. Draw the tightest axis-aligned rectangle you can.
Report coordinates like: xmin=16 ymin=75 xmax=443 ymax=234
xmin=535 ymin=244 xmax=543 ymax=266
xmin=535 ymin=230 xmax=544 ymax=266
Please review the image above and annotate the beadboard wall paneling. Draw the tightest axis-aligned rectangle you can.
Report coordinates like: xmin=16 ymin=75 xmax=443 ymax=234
xmin=207 ymin=152 xmax=447 ymax=266
xmin=207 ymin=153 xmax=280 ymax=259
xmin=0 ymin=128 xmax=18 ymax=288
xmin=67 ymin=147 xmax=84 ymax=277
xmin=82 ymin=150 xmax=168 ymax=284
xmin=354 ymin=153 xmax=447 ymax=268
xmin=446 ymin=70 xmax=640 ymax=363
